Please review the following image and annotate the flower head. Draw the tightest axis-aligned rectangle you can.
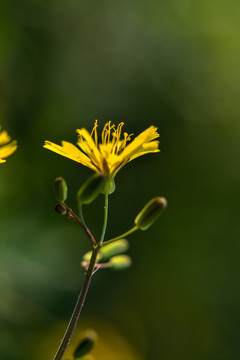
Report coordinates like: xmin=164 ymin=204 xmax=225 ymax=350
xmin=0 ymin=126 xmax=17 ymax=163
xmin=44 ymin=121 xmax=160 ymax=178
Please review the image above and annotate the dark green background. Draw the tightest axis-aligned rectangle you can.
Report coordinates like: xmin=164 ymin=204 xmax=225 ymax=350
xmin=1 ymin=1 xmax=240 ymax=359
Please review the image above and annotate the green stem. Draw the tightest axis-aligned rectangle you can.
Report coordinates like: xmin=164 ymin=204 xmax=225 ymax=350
xmin=99 ymin=194 xmax=109 ymax=244
xmin=102 ymin=225 xmax=138 ymax=247
xmin=53 ymin=246 xmax=99 ymax=360
xmin=53 ymin=195 xmax=109 ymax=360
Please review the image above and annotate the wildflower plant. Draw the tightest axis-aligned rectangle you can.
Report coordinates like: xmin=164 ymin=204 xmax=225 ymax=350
xmin=44 ymin=121 xmax=167 ymax=360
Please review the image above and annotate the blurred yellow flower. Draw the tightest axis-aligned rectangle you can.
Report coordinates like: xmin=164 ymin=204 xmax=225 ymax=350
xmin=44 ymin=121 xmax=159 ymax=178
xmin=0 ymin=126 xmax=17 ymax=163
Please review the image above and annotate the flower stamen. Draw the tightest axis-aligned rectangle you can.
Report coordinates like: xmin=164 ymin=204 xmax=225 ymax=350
xmin=112 ymin=122 xmax=124 ymax=154
xmin=91 ymin=120 xmax=99 ymax=147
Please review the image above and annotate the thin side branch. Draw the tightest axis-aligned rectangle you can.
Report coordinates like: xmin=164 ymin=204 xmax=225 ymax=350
xmin=65 ymin=205 xmax=97 ymax=246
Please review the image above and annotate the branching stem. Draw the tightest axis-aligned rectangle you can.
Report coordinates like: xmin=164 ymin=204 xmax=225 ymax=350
xmin=53 ymin=245 xmax=99 ymax=360
xmin=53 ymin=195 xmax=109 ymax=360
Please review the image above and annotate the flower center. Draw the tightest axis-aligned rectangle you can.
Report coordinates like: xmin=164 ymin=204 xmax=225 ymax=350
xmin=91 ymin=120 xmax=132 ymax=155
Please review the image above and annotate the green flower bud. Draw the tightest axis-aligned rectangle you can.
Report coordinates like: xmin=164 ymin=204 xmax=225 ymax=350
xmin=134 ymin=197 xmax=167 ymax=230
xmin=77 ymin=174 xmax=106 ymax=205
xmin=109 ymin=255 xmax=132 ymax=270
xmin=100 ymin=239 xmax=129 ymax=260
xmin=101 ymin=177 xmax=115 ymax=195
xmin=73 ymin=329 xmax=97 ymax=359
xmin=55 ymin=203 xmax=67 ymax=215
xmin=54 ymin=177 xmax=68 ymax=202
xmin=82 ymin=251 xmax=102 ymax=263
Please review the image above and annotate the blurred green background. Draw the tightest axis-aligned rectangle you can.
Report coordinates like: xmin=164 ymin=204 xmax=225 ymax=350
xmin=1 ymin=0 xmax=240 ymax=359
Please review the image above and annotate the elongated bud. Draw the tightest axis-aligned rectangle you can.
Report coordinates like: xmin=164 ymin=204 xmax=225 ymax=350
xmin=55 ymin=203 xmax=67 ymax=215
xmin=82 ymin=251 xmax=102 ymax=263
xmin=77 ymin=174 xmax=106 ymax=205
xmin=134 ymin=197 xmax=167 ymax=230
xmin=54 ymin=177 xmax=68 ymax=202
xmin=100 ymin=239 xmax=129 ymax=260
xmin=73 ymin=329 xmax=97 ymax=359
xmin=109 ymin=255 xmax=132 ymax=270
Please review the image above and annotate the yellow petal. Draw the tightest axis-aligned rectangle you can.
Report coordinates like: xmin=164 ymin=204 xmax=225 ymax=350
xmin=121 ymin=126 xmax=159 ymax=160
xmin=44 ymin=140 xmax=97 ymax=171
xmin=129 ymin=141 xmax=160 ymax=161
xmin=76 ymin=128 xmax=103 ymax=166
xmin=0 ymin=141 xmax=18 ymax=159
xmin=0 ymin=130 xmax=11 ymax=146
xmin=107 ymin=153 xmax=124 ymax=173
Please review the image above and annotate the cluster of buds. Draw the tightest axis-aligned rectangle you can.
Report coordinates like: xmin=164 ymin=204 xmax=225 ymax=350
xmin=81 ymin=239 xmax=131 ymax=273
xmin=53 ymin=175 xmax=167 ymax=275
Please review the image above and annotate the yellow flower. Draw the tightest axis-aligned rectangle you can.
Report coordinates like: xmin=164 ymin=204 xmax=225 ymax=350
xmin=0 ymin=126 xmax=17 ymax=163
xmin=44 ymin=121 xmax=160 ymax=178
